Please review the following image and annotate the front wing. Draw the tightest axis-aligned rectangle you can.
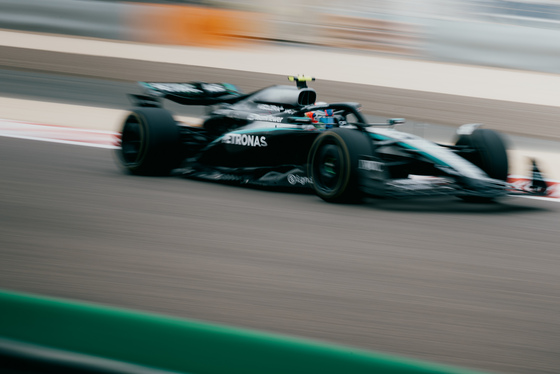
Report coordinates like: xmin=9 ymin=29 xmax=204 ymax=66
xmin=178 ymin=165 xmax=549 ymax=200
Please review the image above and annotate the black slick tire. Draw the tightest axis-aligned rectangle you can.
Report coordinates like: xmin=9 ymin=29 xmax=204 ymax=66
xmin=455 ymin=128 xmax=508 ymax=202
xmin=117 ymin=108 xmax=181 ymax=176
xmin=455 ymin=128 xmax=509 ymax=181
xmin=307 ymin=129 xmax=372 ymax=203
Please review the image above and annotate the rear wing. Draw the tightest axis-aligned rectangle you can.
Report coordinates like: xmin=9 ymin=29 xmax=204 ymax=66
xmin=137 ymin=81 xmax=246 ymax=105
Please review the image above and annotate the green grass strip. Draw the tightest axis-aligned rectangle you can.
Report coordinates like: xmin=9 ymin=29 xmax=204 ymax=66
xmin=0 ymin=289 xmax=486 ymax=374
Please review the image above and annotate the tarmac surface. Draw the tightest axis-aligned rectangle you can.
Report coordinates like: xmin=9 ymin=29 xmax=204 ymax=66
xmin=1 ymin=30 xmax=560 ymax=374
xmin=1 ymin=136 xmax=560 ymax=374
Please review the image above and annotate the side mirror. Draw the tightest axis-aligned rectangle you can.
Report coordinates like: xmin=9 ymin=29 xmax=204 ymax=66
xmin=388 ymin=118 xmax=405 ymax=126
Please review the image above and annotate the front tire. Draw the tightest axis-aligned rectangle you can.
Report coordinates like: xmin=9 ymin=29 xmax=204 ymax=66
xmin=117 ymin=108 xmax=181 ymax=176
xmin=455 ymin=128 xmax=508 ymax=203
xmin=455 ymin=128 xmax=509 ymax=181
xmin=307 ymin=129 xmax=372 ymax=203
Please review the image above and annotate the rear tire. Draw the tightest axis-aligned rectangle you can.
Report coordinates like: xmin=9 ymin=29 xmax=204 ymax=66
xmin=117 ymin=108 xmax=181 ymax=176
xmin=307 ymin=129 xmax=372 ymax=203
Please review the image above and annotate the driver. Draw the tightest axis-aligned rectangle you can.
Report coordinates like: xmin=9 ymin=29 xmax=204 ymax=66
xmin=304 ymin=109 xmax=337 ymax=129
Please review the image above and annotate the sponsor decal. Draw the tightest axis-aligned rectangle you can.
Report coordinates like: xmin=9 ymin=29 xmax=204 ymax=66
xmin=257 ymin=104 xmax=284 ymax=112
xmin=359 ymin=159 xmax=383 ymax=172
xmin=222 ymin=133 xmax=268 ymax=147
xmin=287 ymin=174 xmax=313 ymax=185
xmin=247 ymin=114 xmax=283 ymax=123
xmin=148 ymin=83 xmax=203 ymax=94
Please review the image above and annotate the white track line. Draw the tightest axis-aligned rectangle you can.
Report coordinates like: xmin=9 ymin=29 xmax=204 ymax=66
xmin=0 ymin=118 xmax=119 ymax=148
xmin=0 ymin=133 xmax=117 ymax=149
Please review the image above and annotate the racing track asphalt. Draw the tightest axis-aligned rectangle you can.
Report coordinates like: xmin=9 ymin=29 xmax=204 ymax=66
xmin=1 ymin=136 xmax=560 ymax=374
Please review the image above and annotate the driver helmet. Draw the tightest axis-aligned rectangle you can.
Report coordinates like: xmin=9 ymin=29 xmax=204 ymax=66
xmin=304 ymin=109 xmax=336 ymax=129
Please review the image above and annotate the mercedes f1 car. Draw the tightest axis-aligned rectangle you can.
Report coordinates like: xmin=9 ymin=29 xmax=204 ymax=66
xmin=116 ymin=76 xmax=545 ymax=203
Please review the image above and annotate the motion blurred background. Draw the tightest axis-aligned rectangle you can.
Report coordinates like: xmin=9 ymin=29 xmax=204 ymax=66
xmin=2 ymin=0 xmax=560 ymax=72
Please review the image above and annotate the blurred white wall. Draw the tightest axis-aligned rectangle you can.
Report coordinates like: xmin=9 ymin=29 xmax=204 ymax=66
xmin=3 ymin=0 xmax=560 ymax=72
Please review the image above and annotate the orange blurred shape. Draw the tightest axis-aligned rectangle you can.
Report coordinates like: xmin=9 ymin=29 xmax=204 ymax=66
xmin=129 ymin=4 xmax=265 ymax=47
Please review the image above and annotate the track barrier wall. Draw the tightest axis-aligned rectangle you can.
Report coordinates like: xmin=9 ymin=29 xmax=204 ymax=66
xmin=3 ymin=0 xmax=560 ymax=72
xmin=126 ymin=4 xmax=266 ymax=47
xmin=0 ymin=0 xmax=265 ymax=47
xmin=0 ymin=289 xmax=486 ymax=374
xmin=0 ymin=0 xmax=126 ymax=40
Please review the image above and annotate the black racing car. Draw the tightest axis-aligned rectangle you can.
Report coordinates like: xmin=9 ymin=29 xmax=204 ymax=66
xmin=116 ymin=75 xmax=543 ymax=202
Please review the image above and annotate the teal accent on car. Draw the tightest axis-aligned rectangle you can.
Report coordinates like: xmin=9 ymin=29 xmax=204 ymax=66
xmin=367 ymin=132 xmax=453 ymax=168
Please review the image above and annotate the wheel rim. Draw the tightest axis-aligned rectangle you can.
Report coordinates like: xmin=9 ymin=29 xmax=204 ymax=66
xmin=121 ymin=118 xmax=143 ymax=165
xmin=314 ymin=143 xmax=343 ymax=193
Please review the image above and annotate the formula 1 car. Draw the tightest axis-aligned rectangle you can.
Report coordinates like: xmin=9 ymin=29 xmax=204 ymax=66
xmin=116 ymin=75 xmax=544 ymax=202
